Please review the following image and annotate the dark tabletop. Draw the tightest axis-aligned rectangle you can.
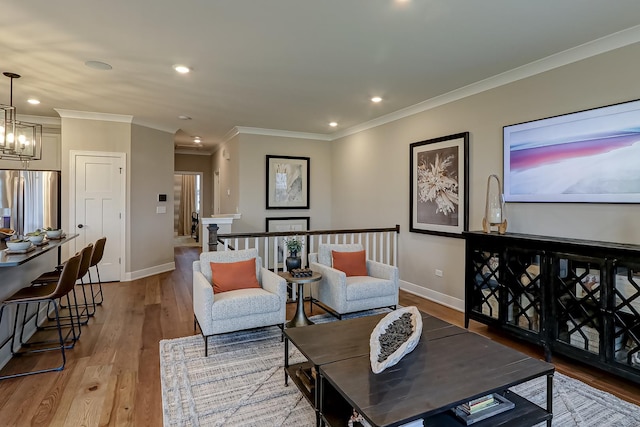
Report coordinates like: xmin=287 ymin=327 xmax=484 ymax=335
xmin=320 ymin=331 xmax=554 ymax=426
xmin=285 ymin=311 xmax=466 ymax=367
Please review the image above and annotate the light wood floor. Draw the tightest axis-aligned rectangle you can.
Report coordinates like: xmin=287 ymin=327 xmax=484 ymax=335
xmin=0 ymin=246 xmax=639 ymax=426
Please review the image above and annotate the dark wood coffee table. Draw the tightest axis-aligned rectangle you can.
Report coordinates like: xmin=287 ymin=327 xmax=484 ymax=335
xmin=284 ymin=311 xmax=466 ymax=426
xmin=284 ymin=311 xmax=553 ymax=427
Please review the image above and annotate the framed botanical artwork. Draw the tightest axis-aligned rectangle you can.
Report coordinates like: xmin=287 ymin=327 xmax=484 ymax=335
xmin=266 ymin=155 xmax=310 ymax=209
xmin=265 ymin=216 xmax=310 ymax=265
xmin=409 ymin=132 xmax=469 ymax=238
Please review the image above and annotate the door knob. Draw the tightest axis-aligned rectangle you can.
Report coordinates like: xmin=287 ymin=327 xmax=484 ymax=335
xmin=78 ymin=224 xmax=84 ymax=229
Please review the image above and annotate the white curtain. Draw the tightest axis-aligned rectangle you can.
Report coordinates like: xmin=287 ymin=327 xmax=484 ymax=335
xmin=179 ymin=175 xmax=196 ymax=236
xmin=22 ymin=171 xmax=58 ymax=234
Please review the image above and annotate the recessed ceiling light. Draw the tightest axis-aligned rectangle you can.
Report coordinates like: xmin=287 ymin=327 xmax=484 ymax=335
xmin=371 ymin=96 xmax=383 ymax=103
xmin=27 ymin=99 xmax=40 ymax=105
xmin=85 ymin=60 xmax=113 ymax=70
xmin=178 ymin=115 xmax=192 ymax=120
xmin=194 ymin=137 xmax=201 ymax=144
xmin=329 ymin=122 xmax=338 ymax=127
xmin=174 ymin=65 xmax=191 ymax=74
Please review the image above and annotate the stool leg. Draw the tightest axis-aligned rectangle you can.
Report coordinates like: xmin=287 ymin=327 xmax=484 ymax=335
xmin=92 ymin=266 xmax=104 ymax=305
xmin=0 ymin=299 xmax=67 ymax=381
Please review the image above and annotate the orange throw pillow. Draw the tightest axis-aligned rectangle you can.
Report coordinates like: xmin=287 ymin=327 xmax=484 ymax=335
xmin=210 ymin=258 xmax=260 ymax=293
xmin=332 ymin=250 xmax=368 ymax=277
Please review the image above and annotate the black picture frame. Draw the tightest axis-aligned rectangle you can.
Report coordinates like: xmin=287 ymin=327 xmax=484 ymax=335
xmin=409 ymin=132 xmax=469 ymax=238
xmin=266 ymin=155 xmax=310 ymax=209
xmin=265 ymin=216 xmax=310 ymax=266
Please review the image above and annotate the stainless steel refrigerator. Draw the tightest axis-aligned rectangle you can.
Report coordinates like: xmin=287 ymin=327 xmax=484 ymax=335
xmin=0 ymin=170 xmax=60 ymax=237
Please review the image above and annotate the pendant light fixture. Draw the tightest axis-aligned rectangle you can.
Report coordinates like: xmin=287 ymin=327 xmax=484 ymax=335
xmin=0 ymin=72 xmax=42 ymax=167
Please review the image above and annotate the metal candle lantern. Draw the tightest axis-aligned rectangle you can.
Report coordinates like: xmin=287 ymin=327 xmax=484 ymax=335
xmin=482 ymin=174 xmax=507 ymax=234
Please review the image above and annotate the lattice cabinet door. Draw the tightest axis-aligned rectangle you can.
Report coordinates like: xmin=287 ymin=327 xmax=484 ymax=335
xmin=504 ymin=249 xmax=544 ymax=335
xmin=551 ymin=253 xmax=605 ymax=357
xmin=611 ymin=259 xmax=640 ymax=373
xmin=468 ymin=248 xmax=503 ymax=322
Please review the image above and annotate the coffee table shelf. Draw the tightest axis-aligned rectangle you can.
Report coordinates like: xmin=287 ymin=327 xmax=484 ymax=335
xmin=285 ymin=361 xmax=316 ymax=406
xmin=320 ymin=385 xmax=551 ymax=427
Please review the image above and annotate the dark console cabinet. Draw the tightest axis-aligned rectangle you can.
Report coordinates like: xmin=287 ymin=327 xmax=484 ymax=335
xmin=464 ymin=231 xmax=640 ymax=384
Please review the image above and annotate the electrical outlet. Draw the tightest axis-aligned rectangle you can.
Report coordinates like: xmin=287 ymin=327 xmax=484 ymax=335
xmin=435 ymin=269 xmax=443 ymax=277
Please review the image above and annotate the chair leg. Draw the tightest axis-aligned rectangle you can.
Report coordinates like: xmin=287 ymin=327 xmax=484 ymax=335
xmin=204 ymin=335 xmax=209 ymax=357
xmin=90 ymin=266 xmax=104 ymax=306
xmin=0 ymin=299 xmax=67 ymax=380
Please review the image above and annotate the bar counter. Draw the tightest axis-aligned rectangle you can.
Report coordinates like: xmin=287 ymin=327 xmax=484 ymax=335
xmin=0 ymin=234 xmax=78 ymax=267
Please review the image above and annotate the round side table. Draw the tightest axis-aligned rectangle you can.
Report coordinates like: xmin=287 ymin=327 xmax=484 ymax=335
xmin=280 ymin=271 xmax=322 ymax=327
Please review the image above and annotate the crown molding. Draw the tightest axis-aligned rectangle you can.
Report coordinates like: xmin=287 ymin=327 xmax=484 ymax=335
xmin=16 ymin=114 xmax=61 ymax=127
xmin=331 ymin=24 xmax=640 ymax=141
xmin=223 ymin=127 xmax=240 ymax=143
xmin=132 ymin=117 xmax=180 ymax=134
xmin=235 ymin=126 xmax=331 ymax=141
xmin=54 ymin=109 xmax=133 ymax=123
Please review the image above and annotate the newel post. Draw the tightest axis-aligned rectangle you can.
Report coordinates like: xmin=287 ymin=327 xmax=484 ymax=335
xmin=207 ymin=223 xmax=219 ymax=251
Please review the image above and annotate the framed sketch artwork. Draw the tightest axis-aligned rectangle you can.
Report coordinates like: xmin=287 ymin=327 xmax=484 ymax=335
xmin=266 ymin=155 xmax=310 ymax=209
xmin=409 ymin=132 xmax=469 ymax=238
xmin=265 ymin=216 xmax=310 ymax=266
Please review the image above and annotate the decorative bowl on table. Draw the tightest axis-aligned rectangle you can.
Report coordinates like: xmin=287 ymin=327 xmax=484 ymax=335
xmin=6 ymin=239 xmax=32 ymax=251
xmin=25 ymin=231 xmax=45 ymax=244
xmin=0 ymin=228 xmax=15 ymax=238
xmin=45 ymin=228 xmax=63 ymax=238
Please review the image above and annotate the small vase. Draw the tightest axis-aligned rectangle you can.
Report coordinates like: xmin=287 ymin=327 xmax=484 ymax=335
xmin=286 ymin=256 xmax=301 ymax=271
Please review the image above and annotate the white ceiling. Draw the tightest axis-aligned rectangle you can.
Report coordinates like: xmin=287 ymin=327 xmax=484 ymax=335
xmin=2 ymin=1 xmax=640 ymax=154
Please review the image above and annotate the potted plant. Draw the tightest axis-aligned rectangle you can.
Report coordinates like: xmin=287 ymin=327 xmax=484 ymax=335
xmin=284 ymin=237 xmax=303 ymax=270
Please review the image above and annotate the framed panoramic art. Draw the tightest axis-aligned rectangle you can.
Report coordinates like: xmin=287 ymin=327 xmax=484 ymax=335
xmin=410 ymin=132 xmax=469 ymax=238
xmin=266 ymin=155 xmax=310 ymax=209
xmin=503 ymin=98 xmax=640 ymax=203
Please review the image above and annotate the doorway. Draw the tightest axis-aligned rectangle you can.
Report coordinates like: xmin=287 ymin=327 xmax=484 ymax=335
xmin=174 ymin=171 xmax=202 ymax=246
xmin=69 ymin=150 xmax=126 ymax=282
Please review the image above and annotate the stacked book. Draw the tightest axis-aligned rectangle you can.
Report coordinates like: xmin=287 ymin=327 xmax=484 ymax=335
xmin=453 ymin=393 xmax=514 ymax=425
xmin=295 ymin=366 xmax=315 ymax=394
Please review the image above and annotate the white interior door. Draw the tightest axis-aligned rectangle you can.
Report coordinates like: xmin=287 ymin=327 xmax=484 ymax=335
xmin=71 ymin=151 xmax=125 ymax=282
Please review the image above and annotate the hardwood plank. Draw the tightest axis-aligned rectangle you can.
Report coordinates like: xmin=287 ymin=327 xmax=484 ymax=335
xmin=99 ymin=371 xmax=136 ymax=426
xmin=63 ymin=364 xmax=113 ymax=426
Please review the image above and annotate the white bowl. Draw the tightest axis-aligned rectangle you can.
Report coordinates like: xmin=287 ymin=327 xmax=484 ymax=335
xmin=6 ymin=240 xmax=32 ymax=251
xmin=45 ymin=229 xmax=63 ymax=238
xmin=26 ymin=234 xmax=45 ymax=244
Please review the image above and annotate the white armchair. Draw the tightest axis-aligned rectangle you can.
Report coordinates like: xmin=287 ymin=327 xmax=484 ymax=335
xmin=308 ymin=244 xmax=399 ymax=319
xmin=193 ymin=248 xmax=287 ymax=356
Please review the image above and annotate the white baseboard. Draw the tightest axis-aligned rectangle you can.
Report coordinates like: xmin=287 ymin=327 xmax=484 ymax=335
xmin=125 ymin=262 xmax=175 ymax=281
xmin=399 ymin=280 xmax=465 ymax=313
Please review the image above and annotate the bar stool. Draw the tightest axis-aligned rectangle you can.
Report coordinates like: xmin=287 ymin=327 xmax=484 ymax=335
xmin=30 ymin=244 xmax=94 ymax=328
xmin=0 ymin=253 xmax=82 ymax=380
xmin=87 ymin=237 xmax=107 ymax=306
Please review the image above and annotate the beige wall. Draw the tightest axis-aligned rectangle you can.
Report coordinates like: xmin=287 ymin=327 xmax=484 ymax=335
xmin=236 ymin=133 xmax=332 ymax=233
xmin=60 ymin=117 xmax=175 ymax=277
xmin=60 ymin=118 xmax=131 ymax=266
xmin=130 ymin=124 xmax=175 ymax=272
xmin=175 ymin=153 xmax=213 ymax=217
xmin=331 ymin=42 xmax=640 ymax=306
xmin=213 ymin=136 xmax=240 ymax=217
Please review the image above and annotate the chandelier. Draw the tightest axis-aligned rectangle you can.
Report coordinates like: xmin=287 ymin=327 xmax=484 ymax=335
xmin=0 ymin=72 xmax=42 ymax=165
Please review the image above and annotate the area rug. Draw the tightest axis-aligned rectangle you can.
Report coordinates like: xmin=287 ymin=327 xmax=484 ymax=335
xmin=160 ymin=314 xmax=640 ymax=427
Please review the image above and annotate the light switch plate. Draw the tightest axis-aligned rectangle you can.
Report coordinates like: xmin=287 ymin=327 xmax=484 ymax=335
xmin=156 ymin=206 xmax=167 ymax=214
